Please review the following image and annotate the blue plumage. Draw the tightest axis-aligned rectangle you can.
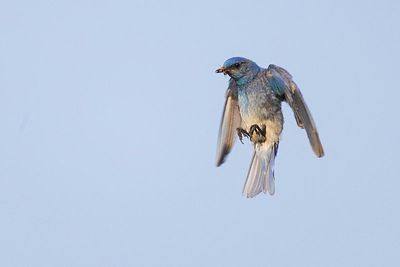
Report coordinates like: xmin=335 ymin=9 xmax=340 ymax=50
xmin=216 ymin=57 xmax=324 ymax=197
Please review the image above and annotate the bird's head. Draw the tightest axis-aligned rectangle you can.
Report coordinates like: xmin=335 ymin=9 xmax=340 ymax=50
xmin=215 ymin=57 xmax=260 ymax=83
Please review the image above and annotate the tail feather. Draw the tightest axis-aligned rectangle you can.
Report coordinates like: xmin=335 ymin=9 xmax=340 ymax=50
xmin=243 ymin=142 xmax=278 ymax=198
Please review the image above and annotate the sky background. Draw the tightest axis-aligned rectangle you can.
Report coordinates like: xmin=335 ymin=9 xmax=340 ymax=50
xmin=1 ymin=0 xmax=399 ymax=266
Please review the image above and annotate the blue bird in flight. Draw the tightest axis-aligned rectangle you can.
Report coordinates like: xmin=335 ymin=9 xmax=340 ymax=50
xmin=215 ymin=57 xmax=324 ymax=197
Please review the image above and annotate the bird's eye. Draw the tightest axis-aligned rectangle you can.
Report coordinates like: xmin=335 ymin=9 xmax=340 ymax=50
xmin=234 ymin=63 xmax=241 ymax=68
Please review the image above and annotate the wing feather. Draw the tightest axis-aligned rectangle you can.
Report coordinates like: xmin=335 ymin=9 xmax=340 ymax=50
xmin=216 ymin=79 xmax=242 ymax=166
xmin=266 ymin=65 xmax=324 ymax=157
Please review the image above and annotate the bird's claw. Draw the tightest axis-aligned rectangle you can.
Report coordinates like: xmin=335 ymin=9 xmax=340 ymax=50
xmin=237 ymin=128 xmax=250 ymax=144
xmin=249 ymin=124 xmax=266 ymax=143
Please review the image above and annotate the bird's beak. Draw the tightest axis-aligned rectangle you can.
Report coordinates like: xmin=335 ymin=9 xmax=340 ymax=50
xmin=215 ymin=67 xmax=227 ymax=75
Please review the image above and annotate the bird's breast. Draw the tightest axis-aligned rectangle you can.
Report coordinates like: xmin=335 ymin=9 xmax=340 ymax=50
xmin=237 ymin=82 xmax=283 ymax=141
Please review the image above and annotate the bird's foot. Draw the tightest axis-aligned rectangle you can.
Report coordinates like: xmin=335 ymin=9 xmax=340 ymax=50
xmin=236 ymin=128 xmax=250 ymax=144
xmin=249 ymin=124 xmax=266 ymax=143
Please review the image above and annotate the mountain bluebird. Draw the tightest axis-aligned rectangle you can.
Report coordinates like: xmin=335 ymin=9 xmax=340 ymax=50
xmin=215 ymin=57 xmax=324 ymax=197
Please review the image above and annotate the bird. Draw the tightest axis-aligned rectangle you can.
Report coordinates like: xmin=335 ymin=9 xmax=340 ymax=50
xmin=215 ymin=57 xmax=324 ymax=198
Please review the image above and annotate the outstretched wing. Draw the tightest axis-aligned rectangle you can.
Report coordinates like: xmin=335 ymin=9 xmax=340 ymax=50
xmin=266 ymin=64 xmax=324 ymax=157
xmin=216 ymin=79 xmax=242 ymax=166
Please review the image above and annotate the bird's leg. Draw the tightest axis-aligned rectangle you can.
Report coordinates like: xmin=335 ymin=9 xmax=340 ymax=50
xmin=249 ymin=124 xmax=263 ymax=136
xmin=236 ymin=128 xmax=250 ymax=144
xmin=249 ymin=124 xmax=266 ymax=143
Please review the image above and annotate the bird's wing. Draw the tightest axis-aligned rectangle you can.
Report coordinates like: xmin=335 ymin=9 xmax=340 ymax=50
xmin=216 ymin=79 xmax=242 ymax=166
xmin=265 ymin=65 xmax=324 ymax=157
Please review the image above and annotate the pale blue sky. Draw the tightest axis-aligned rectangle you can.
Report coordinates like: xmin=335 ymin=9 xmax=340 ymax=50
xmin=1 ymin=0 xmax=399 ymax=266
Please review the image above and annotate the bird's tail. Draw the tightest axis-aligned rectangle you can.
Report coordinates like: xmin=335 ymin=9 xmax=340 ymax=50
xmin=242 ymin=142 xmax=279 ymax=198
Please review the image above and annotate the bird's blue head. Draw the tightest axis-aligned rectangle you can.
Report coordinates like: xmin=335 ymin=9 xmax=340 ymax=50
xmin=216 ymin=57 xmax=260 ymax=85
